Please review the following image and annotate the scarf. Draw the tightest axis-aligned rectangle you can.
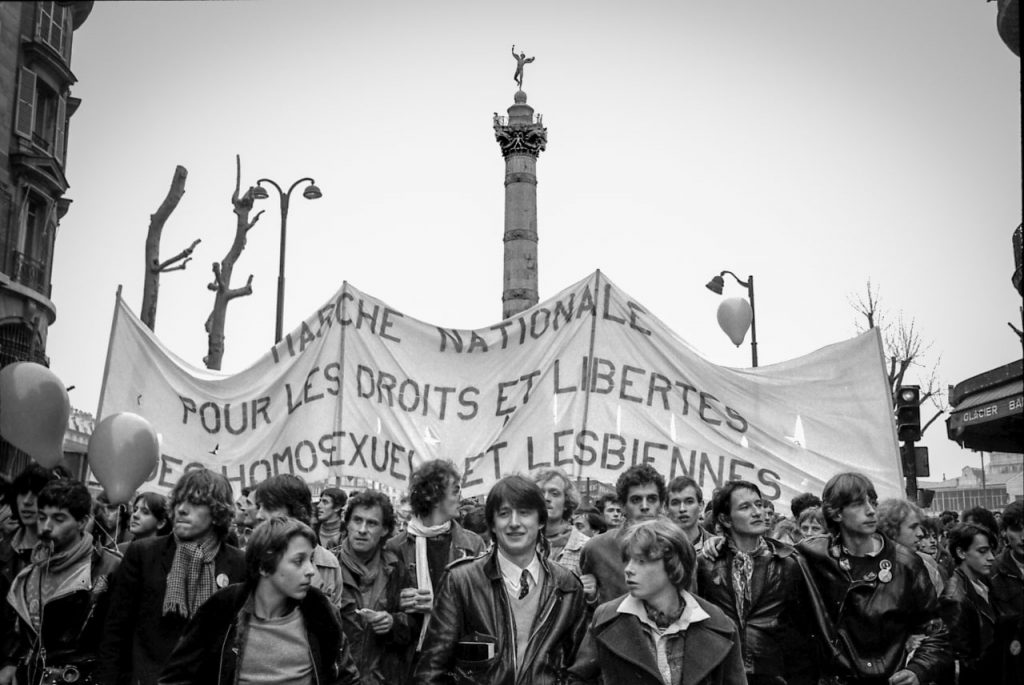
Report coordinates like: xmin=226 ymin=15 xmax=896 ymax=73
xmin=162 ymin=532 xmax=220 ymax=619
xmin=729 ymin=537 xmax=766 ymax=620
xmin=25 ymin=532 xmax=95 ymax=632
xmin=643 ymin=596 xmax=686 ymax=630
xmin=544 ymin=521 xmax=573 ymax=560
xmin=318 ymin=516 xmax=343 ymax=550
xmin=338 ymin=538 xmax=388 ymax=609
xmin=406 ymin=517 xmax=451 ymax=649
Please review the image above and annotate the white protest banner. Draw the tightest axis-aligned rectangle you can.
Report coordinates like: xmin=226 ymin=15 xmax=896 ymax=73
xmin=97 ymin=271 xmax=903 ymax=507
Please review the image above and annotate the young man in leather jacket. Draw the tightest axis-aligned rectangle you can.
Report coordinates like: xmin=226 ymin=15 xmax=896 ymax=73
xmin=797 ymin=472 xmax=950 ymax=685
xmin=0 ymin=478 xmax=120 ymax=685
xmin=413 ymin=474 xmax=587 ymax=685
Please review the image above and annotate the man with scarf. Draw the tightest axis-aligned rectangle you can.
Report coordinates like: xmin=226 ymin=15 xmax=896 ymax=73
xmin=336 ymin=490 xmax=412 ymax=684
xmin=384 ymin=459 xmax=485 ymax=676
xmin=97 ymin=469 xmax=245 ymax=685
xmin=696 ymin=479 xmax=818 ymax=685
xmin=0 ymin=478 xmax=120 ymax=685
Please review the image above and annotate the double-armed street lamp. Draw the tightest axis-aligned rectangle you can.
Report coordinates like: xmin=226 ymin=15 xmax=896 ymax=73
xmin=252 ymin=177 xmax=322 ymax=343
xmin=705 ymin=270 xmax=758 ymax=367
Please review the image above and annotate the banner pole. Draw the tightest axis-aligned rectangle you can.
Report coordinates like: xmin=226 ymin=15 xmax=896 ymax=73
xmin=576 ymin=271 xmax=602 ymax=496
xmin=95 ymin=285 xmax=123 ymax=422
xmin=335 ymin=282 xmax=349 ymax=485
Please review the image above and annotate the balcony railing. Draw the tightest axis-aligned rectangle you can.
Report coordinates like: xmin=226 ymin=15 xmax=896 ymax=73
xmin=12 ymin=251 xmax=50 ymax=296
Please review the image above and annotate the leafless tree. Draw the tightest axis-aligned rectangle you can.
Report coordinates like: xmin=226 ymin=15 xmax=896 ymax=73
xmin=141 ymin=166 xmax=200 ymax=331
xmin=203 ymin=155 xmax=262 ymax=370
xmin=850 ymin=280 xmax=947 ymax=435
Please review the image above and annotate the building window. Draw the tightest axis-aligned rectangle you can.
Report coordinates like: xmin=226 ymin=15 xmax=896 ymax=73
xmin=35 ymin=1 xmax=69 ymax=59
xmin=14 ymin=68 xmax=67 ymax=164
xmin=13 ymin=192 xmax=52 ymax=295
xmin=32 ymin=80 xmax=58 ymax=153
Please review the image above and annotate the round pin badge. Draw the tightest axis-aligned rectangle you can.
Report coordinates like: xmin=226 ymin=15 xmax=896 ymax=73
xmin=1010 ymin=639 xmax=1021 ymax=656
xmin=878 ymin=570 xmax=892 ymax=583
xmin=216 ymin=573 xmax=230 ymax=588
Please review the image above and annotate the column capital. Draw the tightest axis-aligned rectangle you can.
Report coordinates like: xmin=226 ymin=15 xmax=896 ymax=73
xmin=494 ymin=122 xmax=547 ymax=158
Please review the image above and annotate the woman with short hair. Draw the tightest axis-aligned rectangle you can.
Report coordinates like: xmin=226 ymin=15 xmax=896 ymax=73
xmin=568 ymin=518 xmax=745 ymax=685
xmin=158 ymin=517 xmax=360 ymax=685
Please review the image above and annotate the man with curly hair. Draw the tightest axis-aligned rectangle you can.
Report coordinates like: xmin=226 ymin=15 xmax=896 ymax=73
xmin=579 ymin=464 xmax=666 ymax=605
xmin=97 ymin=469 xmax=246 ymax=685
xmin=384 ymin=459 xmax=485 ymax=673
xmin=531 ymin=467 xmax=589 ymax=576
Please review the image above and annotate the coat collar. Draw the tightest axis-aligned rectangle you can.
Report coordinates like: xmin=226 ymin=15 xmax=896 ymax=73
xmin=593 ymin=594 xmax=737 ymax=685
xmin=482 ymin=545 xmax=579 ymax=593
xmin=955 ymin=567 xmax=997 ymax=624
xmin=994 ymin=549 xmax=1024 ymax=579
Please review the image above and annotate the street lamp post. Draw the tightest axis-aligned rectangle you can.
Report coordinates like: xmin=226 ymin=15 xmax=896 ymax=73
xmin=252 ymin=177 xmax=322 ymax=343
xmin=705 ymin=270 xmax=758 ymax=367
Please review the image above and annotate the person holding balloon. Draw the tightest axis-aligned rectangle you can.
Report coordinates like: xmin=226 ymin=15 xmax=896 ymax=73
xmin=96 ymin=468 xmax=246 ymax=685
xmin=0 ymin=478 xmax=121 ymax=685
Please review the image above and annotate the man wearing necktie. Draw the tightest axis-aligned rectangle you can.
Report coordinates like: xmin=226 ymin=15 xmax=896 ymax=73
xmin=414 ymin=474 xmax=588 ymax=685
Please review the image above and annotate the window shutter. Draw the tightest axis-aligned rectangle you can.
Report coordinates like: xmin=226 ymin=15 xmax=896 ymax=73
xmin=55 ymin=95 xmax=67 ymax=164
xmin=14 ymin=68 xmax=36 ymax=140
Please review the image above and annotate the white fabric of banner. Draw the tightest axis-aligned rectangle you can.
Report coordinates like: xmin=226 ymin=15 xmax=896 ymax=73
xmin=96 ymin=271 xmax=903 ymax=509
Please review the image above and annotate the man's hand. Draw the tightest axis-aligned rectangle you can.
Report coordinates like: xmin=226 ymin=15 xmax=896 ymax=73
xmin=399 ymin=587 xmax=433 ymax=614
xmin=889 ymin=669 xmax=919 ymax=685
xmin=0 ymin=664 xmax=16 ymax=685
xmin=699 ymin=535 xmax=725 ymax=560
xmin=359 ymin=608 xmax=394 ymax=635
xmin=580 ymin=573 xmax=597 ymax=599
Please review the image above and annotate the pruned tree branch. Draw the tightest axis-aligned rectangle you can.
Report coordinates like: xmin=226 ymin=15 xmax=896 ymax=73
xmin=141 ymin=165 xmax=197 ymax=330
xmin=157 ymin=238 xmax=201 ymax=272
xmin=204 ymin=155 xmax=260 ymax=370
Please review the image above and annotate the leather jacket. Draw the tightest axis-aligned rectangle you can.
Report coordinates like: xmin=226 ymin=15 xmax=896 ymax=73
xmin=988 ymin=549 xmax=1024 ymax=685
xmin=413 ymin=547 xmax=588 ymax=685
xmin=696 ymin=536 xmax=817 ymax=682
xmin=157 ymin=584 xmax=360 ymax=685
xmin=940 ymin=567 xmax=998 ymax=680
xmin=1 ymin=546 xmax=120 ymax=681
xmin=796 ymin=533 xmax=950 ymax=683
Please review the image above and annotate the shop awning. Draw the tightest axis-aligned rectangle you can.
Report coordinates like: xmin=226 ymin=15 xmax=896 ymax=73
xmin=947 ymin=360 xmax=1023 ymax=453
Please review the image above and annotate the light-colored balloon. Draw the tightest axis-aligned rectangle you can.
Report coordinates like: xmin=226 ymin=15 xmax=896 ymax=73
xmin=0 ymin=362 xmax=70 ymax=468
xmin=717 ymin=297 xmax=753 ymax=347
xmin=88 ymin=412 xmax=160 ymax=504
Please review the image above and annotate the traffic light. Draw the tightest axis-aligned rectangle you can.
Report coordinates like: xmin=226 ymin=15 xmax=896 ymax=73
xmin=901 ymin=443 xmax=930 ymax=477
xmin=896 ymin=385 xmax=921 ymax=443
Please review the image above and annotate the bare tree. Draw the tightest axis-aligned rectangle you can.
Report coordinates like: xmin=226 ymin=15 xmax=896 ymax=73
xmin=850 ymin=280 xmax=947 ymax=435
xmin=141 ymin=166 xmax=201 ymax=331
xmin=203 ymin=155 xmax=262 ymax=370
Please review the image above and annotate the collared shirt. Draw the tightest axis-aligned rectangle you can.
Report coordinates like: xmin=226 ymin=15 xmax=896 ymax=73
xmin=618 ymin=590 xmax=710 ymax=684
xmin=497 ymin=548 xmax=543 ymax=597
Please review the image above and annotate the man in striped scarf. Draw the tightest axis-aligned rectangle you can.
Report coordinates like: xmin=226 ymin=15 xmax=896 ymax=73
xmin=97 ymin=469 xmax=246 ymax=685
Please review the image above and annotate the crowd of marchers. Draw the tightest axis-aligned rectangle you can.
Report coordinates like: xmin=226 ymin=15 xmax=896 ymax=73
xmin=0 ymin=458 xmax=1021 ymax=685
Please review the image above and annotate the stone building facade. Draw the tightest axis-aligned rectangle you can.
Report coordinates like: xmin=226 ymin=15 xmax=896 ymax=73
xmin=0 ymin=1 xmax=92 ymax=477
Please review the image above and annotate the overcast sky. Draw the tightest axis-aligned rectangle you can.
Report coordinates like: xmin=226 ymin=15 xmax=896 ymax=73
xmin=48 ymin=0 xmax=1021 ymax=482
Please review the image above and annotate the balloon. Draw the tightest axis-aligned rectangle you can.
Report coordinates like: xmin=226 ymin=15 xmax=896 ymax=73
xmin=0 ymin=362 xmax=70 ymax=468
xmin=88 ymin=412 xmax=160 ymax=505
xmin=717 ymin=297 xmax=753 ymax=347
